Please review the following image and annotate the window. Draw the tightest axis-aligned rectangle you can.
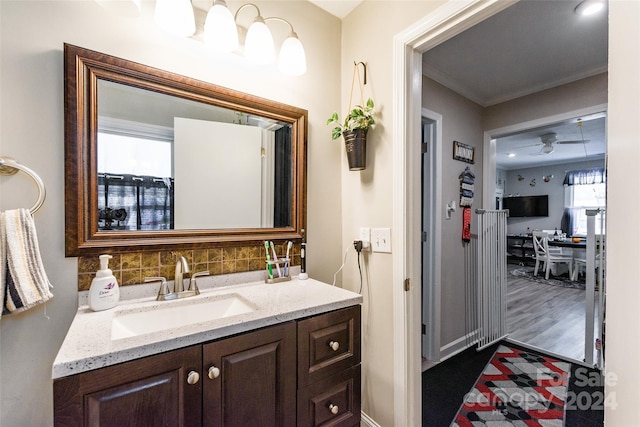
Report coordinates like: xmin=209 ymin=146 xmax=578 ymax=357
xmin=562 ymin=168 xmax=606 ymax=236
xmin=566 ymin=183 xmax=606 ymax=235
xmin=96 ymin=119 xmax=174 ymax=231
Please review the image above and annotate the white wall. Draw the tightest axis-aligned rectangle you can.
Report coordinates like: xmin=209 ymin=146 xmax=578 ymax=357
xmin=484 ymin=73 xmax=607 ymax=131
xmin=339 ymin=2 xmax=445 ymax=425
xmin=604 ymin=0 xmax=640 ymax=423
xmin=0 ymin=2 xmax=342 ymax=425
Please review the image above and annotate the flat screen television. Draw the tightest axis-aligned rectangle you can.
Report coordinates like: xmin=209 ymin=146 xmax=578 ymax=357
xmin=503 ymin=195 xmax=549 ymax=217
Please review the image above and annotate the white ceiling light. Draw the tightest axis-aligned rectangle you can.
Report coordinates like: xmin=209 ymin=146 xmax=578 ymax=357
xmin=542 ymin=144 xmax=554 ymax=154
xmin=575 ymin=0 xmax=606 ymax=17
xmin=155 ymin=0 xmax=195 ymax=37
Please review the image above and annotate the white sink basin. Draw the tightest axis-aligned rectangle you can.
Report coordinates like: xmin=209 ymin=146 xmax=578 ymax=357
xmin=111 ymin=293 xmax=256 ymax=340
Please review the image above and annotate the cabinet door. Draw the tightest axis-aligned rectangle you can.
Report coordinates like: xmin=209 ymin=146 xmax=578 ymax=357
xmin=202 ymin=322 xmax=296 ymax=427
xmin=53 ymin=345 xmax=202 ymax=427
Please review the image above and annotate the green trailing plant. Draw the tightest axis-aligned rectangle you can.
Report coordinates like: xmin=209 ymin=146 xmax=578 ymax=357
xmin=326 ymin=98 xmax=375 ymax=140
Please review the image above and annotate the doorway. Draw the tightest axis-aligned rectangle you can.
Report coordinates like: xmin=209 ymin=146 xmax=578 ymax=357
xmin=392 ymin=1 xmax=608 ymax=425
xmin=489 ymin=108 xmax=607 ymax=366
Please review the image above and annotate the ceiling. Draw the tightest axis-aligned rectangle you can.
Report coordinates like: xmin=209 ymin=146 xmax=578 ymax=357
xmin=308 ymin=0 xmax=363 ymax=19
xmin=421 ymin=0 xmax=608 ymax=170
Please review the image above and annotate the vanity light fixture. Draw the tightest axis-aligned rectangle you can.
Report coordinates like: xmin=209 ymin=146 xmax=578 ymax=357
xmin=574 ymin=0 xmax=606 ymax=17
xmin=158 ymin=0 xmax=307 ymax=76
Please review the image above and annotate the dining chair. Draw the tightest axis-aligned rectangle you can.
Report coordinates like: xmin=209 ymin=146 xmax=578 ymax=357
xmin=573 ymin=254 xmax=605 ymax=280
xmin=572 ymin=237 xmax=605 ymax=281
xmin=532 ymin=231 xmax=574 ymax=280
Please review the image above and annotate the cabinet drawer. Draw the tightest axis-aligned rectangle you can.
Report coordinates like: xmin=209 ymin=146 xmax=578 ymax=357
xmin=297 ymin=305 xmax=361 ymax=387
xmin=297 ymin=364 xmax=361 ymax=427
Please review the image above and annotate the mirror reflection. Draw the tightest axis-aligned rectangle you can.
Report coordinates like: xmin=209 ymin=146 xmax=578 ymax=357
xmin=64 ymin=43 xmax=306 ymax=256
xmin=97 ymin=80 xmax=292 ymax=231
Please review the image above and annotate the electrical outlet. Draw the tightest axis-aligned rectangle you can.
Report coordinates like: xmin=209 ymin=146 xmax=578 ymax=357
xmin=371 ymin=228 xmax=391 ymax=253
xmin=359 ymin=227 xmax=371 ymax=250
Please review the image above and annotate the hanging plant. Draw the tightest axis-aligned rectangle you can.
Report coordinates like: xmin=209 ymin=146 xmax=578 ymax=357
xmin=326 ymin=62 xmax=375 ymax=171
xmin=326 ymin=98 xmax=375 ymax=141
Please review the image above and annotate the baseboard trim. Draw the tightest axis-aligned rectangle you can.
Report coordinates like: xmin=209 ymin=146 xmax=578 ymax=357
xmin=439 ymin=330 xmax=478 ymax=362
xmin=361 ymin=411 xmax=382 ymax=427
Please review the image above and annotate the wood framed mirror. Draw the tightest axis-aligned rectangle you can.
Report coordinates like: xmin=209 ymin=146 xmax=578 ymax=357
xmin=64 ymin=44 xmax=307 ymax=256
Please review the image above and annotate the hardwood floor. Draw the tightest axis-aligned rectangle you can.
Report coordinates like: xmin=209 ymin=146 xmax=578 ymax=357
xmin=506 ymin=264 xmax=600 ymax=362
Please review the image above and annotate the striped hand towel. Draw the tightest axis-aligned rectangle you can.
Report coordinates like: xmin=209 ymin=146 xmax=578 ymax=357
xmin=0 ymin=208 xmax=53 ymax=316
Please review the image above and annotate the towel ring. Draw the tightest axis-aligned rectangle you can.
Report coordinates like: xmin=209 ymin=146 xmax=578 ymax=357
xmin=0 ymin=156 xmax=46 ymax=215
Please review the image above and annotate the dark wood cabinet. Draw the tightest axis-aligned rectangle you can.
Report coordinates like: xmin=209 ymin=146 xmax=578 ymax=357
xmin=53 ymin=345 xmax=202 ymax=427
xmin=202 ymin=322 xmax=296 ymax=427
xmin=297 ymin=305 xmax=361 ymax=427
xmin=54 ymin=306 xmax=361 ymax=427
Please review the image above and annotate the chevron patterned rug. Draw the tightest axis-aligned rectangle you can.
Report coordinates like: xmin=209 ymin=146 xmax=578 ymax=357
xmin=452 ymin=345 xmax=571 ymax=427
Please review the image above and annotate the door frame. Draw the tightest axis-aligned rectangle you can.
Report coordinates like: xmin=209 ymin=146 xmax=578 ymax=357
xmin=421 ymin=109 xmax=442 ymax=363
xmin=392 ymin=1 xmax=516 ymax=425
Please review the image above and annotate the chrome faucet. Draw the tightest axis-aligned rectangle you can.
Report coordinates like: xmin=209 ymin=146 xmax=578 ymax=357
xmin=145 ymin=255 xmax=209 ymax=301
xmin=174 ymin=255 xmax=191 ymax=293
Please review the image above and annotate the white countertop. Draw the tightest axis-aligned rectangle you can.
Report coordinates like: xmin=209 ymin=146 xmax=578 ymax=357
xmin=52 ymin=275 xmax=362 ymax=379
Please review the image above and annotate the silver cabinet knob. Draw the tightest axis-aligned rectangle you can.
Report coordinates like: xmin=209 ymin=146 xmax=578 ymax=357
xmin=329 ymin=341 xmax=340 ymax=351
xmin=329 ymin=404 xmax=339 ymax=415
xmin=208 ymin=366 xmax=221 ymax=380
xmin=187 ymin=370 xmax=200 ymax=385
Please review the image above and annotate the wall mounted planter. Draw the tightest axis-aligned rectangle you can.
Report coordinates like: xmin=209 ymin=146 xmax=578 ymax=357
xmin=343 ymin=129 xmax=367 ymax=171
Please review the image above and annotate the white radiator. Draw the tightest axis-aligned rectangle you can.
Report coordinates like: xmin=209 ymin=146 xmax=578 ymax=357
xmin=476 ymin=209 xmax=509 ymax=350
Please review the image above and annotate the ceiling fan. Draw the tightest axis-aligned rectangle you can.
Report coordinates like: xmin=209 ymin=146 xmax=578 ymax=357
xmin=534 ymin=132 xmax=590 ymax=155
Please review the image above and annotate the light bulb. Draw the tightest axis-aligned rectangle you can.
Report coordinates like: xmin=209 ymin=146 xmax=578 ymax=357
xmin=575 ymin=0 xmax=605 ymax=16
xmin=204 ymin=1 xmax=239 ymax=52
xmin=278 ymin=33 xmax=307 ymax=76
xmin=154 ymin=0 xmax=195 ymax=37
xmin=244 ymin=17 xmax=275 ymax=65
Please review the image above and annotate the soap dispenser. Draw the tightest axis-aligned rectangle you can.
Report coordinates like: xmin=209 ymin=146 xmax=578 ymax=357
xmin=88 ymin=254 xmax=120 ymax=311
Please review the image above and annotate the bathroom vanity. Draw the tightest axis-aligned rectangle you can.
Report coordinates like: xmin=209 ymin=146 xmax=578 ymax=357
xmin=53 ymin=277 xmax=362 ymax=427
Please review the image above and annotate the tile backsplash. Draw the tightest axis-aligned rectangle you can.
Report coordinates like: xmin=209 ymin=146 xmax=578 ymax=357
xmin=77 ymin=243 xmax=301 ymax=291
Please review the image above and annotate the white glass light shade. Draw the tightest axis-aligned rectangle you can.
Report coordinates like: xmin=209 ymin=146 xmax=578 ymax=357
xmin=575 ymin=0 xmax=605 ymax=16
xmin=244 ymin=18 xmax=275 ymax=65
xmin=204 ymin=2 xmax=239 ymax=52
xmin=154 ymin=0 xmax=195 ymax=37
xmin=542 ymin=144 xmax=554 ymax=154
xmin=278 ymin=34 xmax=307 ymax=76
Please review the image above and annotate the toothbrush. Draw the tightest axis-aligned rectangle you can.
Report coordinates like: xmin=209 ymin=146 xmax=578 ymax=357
xmin=283 ymin=241 xmax=293 ymax=277
xmin=270 ymin=241 xmax=282 ymax=278
xmin=264 ymin=241 xmax=273 ymax=279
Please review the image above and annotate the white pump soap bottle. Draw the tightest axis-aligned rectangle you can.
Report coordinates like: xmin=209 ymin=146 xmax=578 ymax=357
xmin=88 ymin=254 xmax=120 ymax=311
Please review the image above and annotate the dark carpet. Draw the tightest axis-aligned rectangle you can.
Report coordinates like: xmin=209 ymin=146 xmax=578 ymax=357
xmin=422 ymin=341 xmax=604 ymax=426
